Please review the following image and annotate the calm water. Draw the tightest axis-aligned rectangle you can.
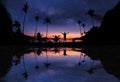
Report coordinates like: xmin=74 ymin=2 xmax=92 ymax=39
xmin=0 ymin=46 xmax=120 ymax=82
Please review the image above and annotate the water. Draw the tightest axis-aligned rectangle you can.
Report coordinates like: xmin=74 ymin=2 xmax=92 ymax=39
xmin=0 ymin=46 xmax=120 ymax=82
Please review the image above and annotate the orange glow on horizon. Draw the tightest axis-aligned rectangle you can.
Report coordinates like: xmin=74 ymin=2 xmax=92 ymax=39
xmin=26 ymin=32 xmax=84 ymax=39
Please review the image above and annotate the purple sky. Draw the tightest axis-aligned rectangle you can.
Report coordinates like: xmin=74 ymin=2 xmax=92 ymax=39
xmin=2 ymin=0 xmax=119 ymax=38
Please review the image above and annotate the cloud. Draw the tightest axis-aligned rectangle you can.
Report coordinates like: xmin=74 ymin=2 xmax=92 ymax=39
xmin=4 ymin=0 xmax=120 ymax=29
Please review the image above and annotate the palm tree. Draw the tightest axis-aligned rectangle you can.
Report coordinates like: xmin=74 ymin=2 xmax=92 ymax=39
xmin=86 ymin=60 xmax=95 ymax=75
xmin=22 ymin=55 xmax=28 ymax=80
xmin=81 ymin=24 xmax=86 ymax=34
xmin=34 ymin=16 xmax=39 ymax=37
xmin=44 ymin=48 xmax=51 ymax=68
xmin=86 ymin=9 xmax=95 ymax=27
xmin=52 ymin=35 xmax=61 ymax=43
xmin=77 ymin=20 xmax=82 ymax=37
xmin=34 ymin=51 xmax=39 ymax=69
xmin=44 ymin=17 xmax=51 ymax=42
xmin=36 ymin=32 xmax=43 ymax=43
xmin=13 ymin=20 xmax=21 ymax=33
xmin=22 ymin=2 xmax=28 ymax=34
xmin=78 ymin=53 xmax=82 ymax=66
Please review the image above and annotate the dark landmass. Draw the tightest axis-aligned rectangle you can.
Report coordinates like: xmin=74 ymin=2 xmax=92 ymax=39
xmin=81 ymin=2 xmax=120 ymax=45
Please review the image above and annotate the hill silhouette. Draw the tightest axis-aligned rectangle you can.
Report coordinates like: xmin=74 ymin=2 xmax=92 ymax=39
xmin=82 ymin=2 xmax=120 ymax=45
xmin=0 ymin=2 xmax=12 ymax=44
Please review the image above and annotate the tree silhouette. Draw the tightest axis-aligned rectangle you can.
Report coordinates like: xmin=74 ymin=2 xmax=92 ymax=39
xmin=22 ymin=55 xmax=28 ymax=80
xmin=86 ymin=60 xmax=95 ymax=75
xmin=52 ymin=47 xmax=60 ymax=54
xmin=52 ymin=35 xmax=61 ymax=43
xmin=77 ymin=20 xmax=82 ymax=37
xmin=61 ymin=32 xmax=69 ymax=42
xmin=22 ymin=2 xmax=28 ymax=34
xmin=78 ymin=53 xmax=82 ymax=66
xmin=44 ymin=17 xmax=51 ymax=43
xmin=34 ymin=16 xmax=39 ymax=37
xmin=86 ymin=9 xmax=95 ymax=27
xmin=81 ymin=24 xmax=86 ymax=34
xmin=44 ymin=49 xmax=51 ymax=68
xmin=13 ymin=20 xmax=21 ymax=34
xmin=36 ymin=32 xmax=43 ymax=43
xmin=34 ymin=51 xmax=39 ymax=69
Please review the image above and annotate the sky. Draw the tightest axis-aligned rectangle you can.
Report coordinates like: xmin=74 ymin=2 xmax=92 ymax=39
xmin=2 ymin=0 xmax=119 ymax=38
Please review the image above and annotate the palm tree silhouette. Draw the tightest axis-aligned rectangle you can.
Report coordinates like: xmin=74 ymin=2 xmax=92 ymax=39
xmin=44 ymin=17 xmax=51 ymax=43
xmin=81 ymin=24 xmax=86 ymax=34
xmin=52 ymin=35 xmax=61 ymax=43
xmin=34 ymin=16 xmax=39 ymax=38
xmin=44 ymin=48 xmax=51 ymax=68
xmin=78 ymin=53 xmax=82 ymax=66
xmin=13 ymin=20 xmax=21 ymax=33
xmin=77 ymin=20 xmax=82 ymax=37
xmin=22 ymin=2 xmax=28 ymax=34
xmin=34 ymin=51 xmax=39 ymax=69
xmin=86 ymin=60 xmax=95 ymax=75
xmin=52 ymin=47 xmax=60 ymax=54
xmin=86 ymin=9 xmax=95 ymax=27
xmin=36 ymin=32 xmax=43 ymax=43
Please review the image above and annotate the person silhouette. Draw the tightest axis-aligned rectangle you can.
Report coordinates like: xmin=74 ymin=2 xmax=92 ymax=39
xmin=61 ymin=32 xmax=69 ymax=42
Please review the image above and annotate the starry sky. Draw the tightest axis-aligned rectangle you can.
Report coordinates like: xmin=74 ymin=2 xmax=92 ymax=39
xmin=1 ymin=0 xmax=119 ymax=38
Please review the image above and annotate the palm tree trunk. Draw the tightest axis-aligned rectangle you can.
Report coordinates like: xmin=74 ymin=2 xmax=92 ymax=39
xmin=79 ymin=24 xmax=82 ymax=37
xmin=22 ymin=55 xmax=27 ymax=72
xmin=46 ymin=23 xmax=48 ymax=42
xmin=22 ymin=13 xmax=26 ymax=34
xmin=91 ymin=17 xmax=94 ymax=27
xmin=34 ymin=21 xmax=38 ymax=37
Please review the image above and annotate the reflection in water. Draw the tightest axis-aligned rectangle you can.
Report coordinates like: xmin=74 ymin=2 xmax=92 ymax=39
xmin=34 ymin=50 xmax=39 ymax=69
xmin=22 ymin=55 xmax=28 ymax=80
xmin=0 ymin=46 xmax=120 ymax=82
xmin=63 ymin=48 xmax=67 ymax=56
xmin=44 ymin=49 xmax=51 ymax=68
xmin=86 ymin=60 xmax=95 ymax=75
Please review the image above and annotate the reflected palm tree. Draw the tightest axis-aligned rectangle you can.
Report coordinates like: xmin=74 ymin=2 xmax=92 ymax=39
xmin=36 ymin=32 xmax=43 ymax=43
xmin=34 ymin=51 xmax=39 ymax=69
xmin=78 ymin=53 xmax=82 ymax=66
xmin=82 ymin=53 xmax=86 ymax=63
xmin=22 ymin=2 xmax=28 ymax=34
xmin=13 ymin=20 xmax=21 ymax=33
xmin=44 ymin=49 xmax=51 ymax=68
xmin=22 ymin=55 xmax=28 ymax=80
xmin=13 ymin=55 xmax=21 ymax=66
xmin=44 ymin=17 xmax=51 ymax=42
xmin=53 ymin=47 xmax=60 ymax=54
xmin=86 ymin=60 xmax=95 ymax=75
xmin=86 ymin=9 xmax=95 ymax=27
xmin=81 ymin=24 xmax=86 ymax=34
xmin=36 ymin=47 xmax=42 ymax=56
xmin=77 ymin=20 xmax=82 ymax=37
xmin=34 ymin=16 xmax=39 ymax=38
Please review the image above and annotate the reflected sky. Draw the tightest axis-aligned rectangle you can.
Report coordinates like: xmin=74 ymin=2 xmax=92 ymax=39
xmin=2 ymin=48 xmax=119 ymax=82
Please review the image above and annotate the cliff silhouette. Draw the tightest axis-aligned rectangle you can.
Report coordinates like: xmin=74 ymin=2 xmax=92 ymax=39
xmin=0 ymin=2 xmax=12 ymax=44
xmin=82 ymin=2 xmax=120 ymax=45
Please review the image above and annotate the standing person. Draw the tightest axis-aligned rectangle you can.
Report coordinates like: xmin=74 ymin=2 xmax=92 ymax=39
xmin=61 ymin=32 xmax=69 ymax=42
